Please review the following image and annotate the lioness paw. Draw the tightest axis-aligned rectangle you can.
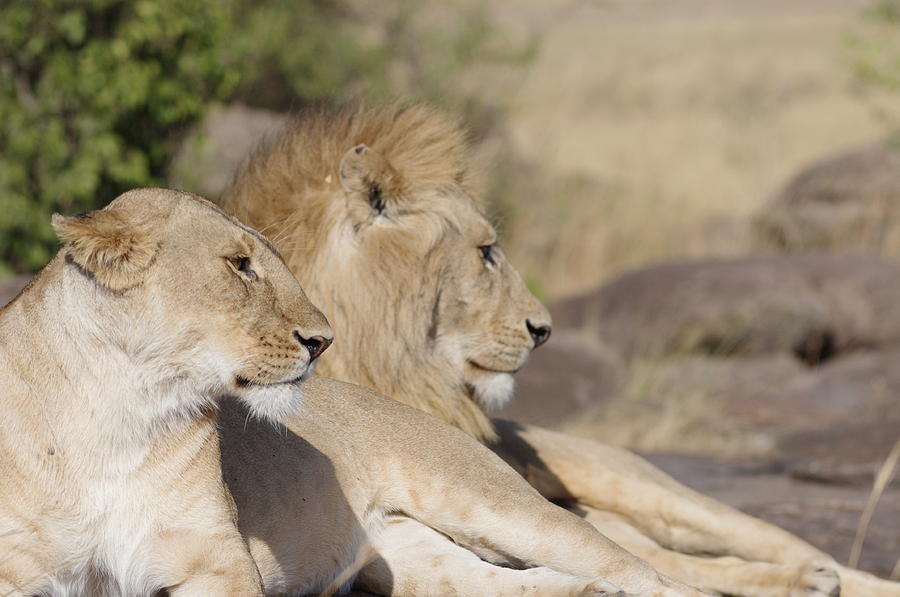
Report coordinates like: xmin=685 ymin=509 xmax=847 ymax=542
xmin=793 ymin=565 xmax=840 ymax=597
xmin=581 ymin=579 xmax=627 ymax=597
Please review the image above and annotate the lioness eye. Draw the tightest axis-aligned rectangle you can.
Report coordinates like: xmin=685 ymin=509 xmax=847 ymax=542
xmin=479 ymin=244 xmax=496 ymax=266
xmin=227 ymin=256 xmax=256 ymax=279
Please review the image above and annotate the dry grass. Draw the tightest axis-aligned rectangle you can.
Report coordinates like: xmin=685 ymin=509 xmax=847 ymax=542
xmin=561 ymin=356 xmax=778 ymax=456
xmin=481 ymin=0 xmax=895 ymax=299
xmin=850 ymin=436 xmax=900 ymax=569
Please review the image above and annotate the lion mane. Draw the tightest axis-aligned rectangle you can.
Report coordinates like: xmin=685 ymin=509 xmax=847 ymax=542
xmin=221 ymin=104 xmax=500 ymax=441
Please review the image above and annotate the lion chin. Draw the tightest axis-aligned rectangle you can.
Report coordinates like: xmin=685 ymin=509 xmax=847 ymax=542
xmin=470 ymin=372 xmax=515 ymax=412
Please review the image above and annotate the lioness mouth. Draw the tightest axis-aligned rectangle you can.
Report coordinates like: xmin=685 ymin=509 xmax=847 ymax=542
xmin=235 ymin=374 xmax=306 ymax=388
xmin=466 ymin=360 xmax=519 ymax=375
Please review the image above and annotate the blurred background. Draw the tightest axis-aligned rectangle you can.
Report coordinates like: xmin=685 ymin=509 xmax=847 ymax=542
xmin=2 ymin=0 xmax=900 ymax=579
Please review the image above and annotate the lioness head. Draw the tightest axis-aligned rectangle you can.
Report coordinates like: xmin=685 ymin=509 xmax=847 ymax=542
xmin=222 ymin=104 xmax=550 ymax=440
xmin=52 ymin=188 xmax=332 ymax=422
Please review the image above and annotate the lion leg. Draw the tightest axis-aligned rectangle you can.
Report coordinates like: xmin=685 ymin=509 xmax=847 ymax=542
xmin=384 ymin=428 xmax=709 ymax=596
xmin=492 ymin=420 xmax=831 ymax=564
xmin=581 ymin=506 xmax=841 ymax=597
xmin=357 ymin=515 xmax=628 ymax=597
xmin=493 ymin=422 xmax=900 ymax=596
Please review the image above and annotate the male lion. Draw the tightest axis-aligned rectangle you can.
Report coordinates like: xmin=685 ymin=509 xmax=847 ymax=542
xmin=0 ymin=188 xmax=332 ymax=596
xmin=221 ymin=104 xmax=900 ymax=597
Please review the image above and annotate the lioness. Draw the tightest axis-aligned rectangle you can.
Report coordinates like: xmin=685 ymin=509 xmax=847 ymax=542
xmin=0 ymin=189 xmax=332 ymax=596
xmin=221 ymin=104 xmax=900 ymax=597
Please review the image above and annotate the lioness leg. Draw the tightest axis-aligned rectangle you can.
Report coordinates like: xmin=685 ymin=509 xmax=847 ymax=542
xmin=381 ymin=424 xmax=709 ymax=596
xmin=150 ymin=526 xmax=263 ymax=596
xmin=0 ymin=526 xmax=52 ymax=596
xmin=358 ymin=515 xmax=628 ymax=597
xmin=581 ymin=507 xmax=840 ymax=597
xmin=492 ymin=421 xmax=900 ymax=596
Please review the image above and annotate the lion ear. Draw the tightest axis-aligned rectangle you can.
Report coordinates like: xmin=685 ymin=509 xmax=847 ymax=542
xmin=339 ymin=144 xmax=404 ymax=216
xmin=52 ymin=208 xmax=158 ymax=292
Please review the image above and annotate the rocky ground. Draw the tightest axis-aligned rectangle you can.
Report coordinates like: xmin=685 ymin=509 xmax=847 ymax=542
xmin=501 ymin=253 xmax=900 ymax=579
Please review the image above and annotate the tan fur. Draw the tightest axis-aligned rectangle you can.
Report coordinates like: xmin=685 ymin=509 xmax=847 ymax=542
xmin=52 ymin=210 xmax=160 ymax=291
xmin=223 ymin=103 xmax=535 ymax=442
xmin=220 ymin=106 xmax=713 ymax=596
xmin=223 ymin=376 xmax=704 ymax=597
xmin=0 ymin=189 xmax=331 ymax=596
xmin=221 ymin=103 xmax=900 ymax=597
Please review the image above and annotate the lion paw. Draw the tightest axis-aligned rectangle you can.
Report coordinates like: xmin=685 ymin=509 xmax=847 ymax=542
xmin=792 ymin=565 xmax=841 ymax=597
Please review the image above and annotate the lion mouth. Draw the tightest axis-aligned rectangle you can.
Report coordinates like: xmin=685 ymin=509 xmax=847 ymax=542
xmin=466 ymin=360 xmax=520 ymax=375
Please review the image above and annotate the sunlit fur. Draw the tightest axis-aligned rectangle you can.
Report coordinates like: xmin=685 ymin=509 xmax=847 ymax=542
xmin=218 ymin=106 xmax=718 ymax=597
xmin=223 ymin=106 xmax=900 ymax=597
xmin=222 ymin=104 xmax=550 ymax=442
xmin=0 ymin=188 xmax=330 ymax=596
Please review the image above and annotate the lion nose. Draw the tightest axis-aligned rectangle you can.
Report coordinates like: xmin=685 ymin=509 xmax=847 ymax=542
xmin=293 ymin=331 xmax=333 ymax=361
xmin=526 ymin=320 xmax=552 ymax=349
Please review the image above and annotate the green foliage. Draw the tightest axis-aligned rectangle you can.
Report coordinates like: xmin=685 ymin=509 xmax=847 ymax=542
xmin=0 ymin=0 xmax=535 ymax=275
xmin=227 ymin=1 xmax=392 ymax=109
xmin=849 ymin=0 xmax=900 ymax=90
xmin=847 ymin=0 xmax=900 ymax=143
xmin=224 ymin=1 xmax=537 ymax=116
xmin=0 ymin=0 xmax=239 ymax=274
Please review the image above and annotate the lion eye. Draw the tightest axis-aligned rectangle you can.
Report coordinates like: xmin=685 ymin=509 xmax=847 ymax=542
xmin=227 ymin=256 xmax=256 ymax=279
xmin=479 ymin=244 xmax=496 ymax=266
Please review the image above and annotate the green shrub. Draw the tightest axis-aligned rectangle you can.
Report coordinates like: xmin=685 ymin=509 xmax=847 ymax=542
xmin=227 ymin=0 xmax=391 ymax=109
xmin=0 ymin=0 xmax=239 ymax=274
xmin=847 ymin=0 xmax=900 ymax=141
xmin=0 ymin=0 xmax=533 ymax=275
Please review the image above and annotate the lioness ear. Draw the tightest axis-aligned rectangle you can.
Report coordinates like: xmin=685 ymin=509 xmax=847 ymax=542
xmin=52 ymin=209 xmax=158 ymax=292
xmin=339 ymin=144 xmax=404 ymax=215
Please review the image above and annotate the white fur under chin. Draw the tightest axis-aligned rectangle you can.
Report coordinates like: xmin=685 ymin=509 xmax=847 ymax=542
xmin=239 ymin=383 xmax=304 ymax=422
xmin=472 ymin=373 xmax=515 ymax=412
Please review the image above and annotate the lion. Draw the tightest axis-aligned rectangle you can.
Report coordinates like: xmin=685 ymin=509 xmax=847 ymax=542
xmin=204 ymin=123 xmax=709 ymax=596
xmin=220 ymin=104 xmax=900 ymax=597
xmin=0 ymin=188 xmax=333 ymax=596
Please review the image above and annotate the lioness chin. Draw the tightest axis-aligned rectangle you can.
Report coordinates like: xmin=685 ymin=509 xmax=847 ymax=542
xmin=0 ymin=188 xmax=331 ymax=596
xmin=221 ymin=103 xmax=898 ymax=597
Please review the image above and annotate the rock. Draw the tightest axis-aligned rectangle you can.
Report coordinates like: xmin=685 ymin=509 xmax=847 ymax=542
xmin=169 ymin=104 xmax=288 ymax=199
xmin=551 ymin=255 xmax=900 ymax=361
xmin=754 ymin=142 xmax=900 ymax=255
xmin=560 ymin=354 xmax=802 ymax=457
xmin=0 ymin=275 xmax=31 ymax=307
xmin=646 ymin=452 xmax=900 ymax=579
xmin=497 ymin=331 xmax=622 ymax=428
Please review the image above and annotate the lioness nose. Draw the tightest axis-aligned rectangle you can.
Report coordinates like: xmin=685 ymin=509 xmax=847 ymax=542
xmin=293 ymin=331 xmax=333 ymax=361
xmin=526 ymin=320 xmax=552 ymax=348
